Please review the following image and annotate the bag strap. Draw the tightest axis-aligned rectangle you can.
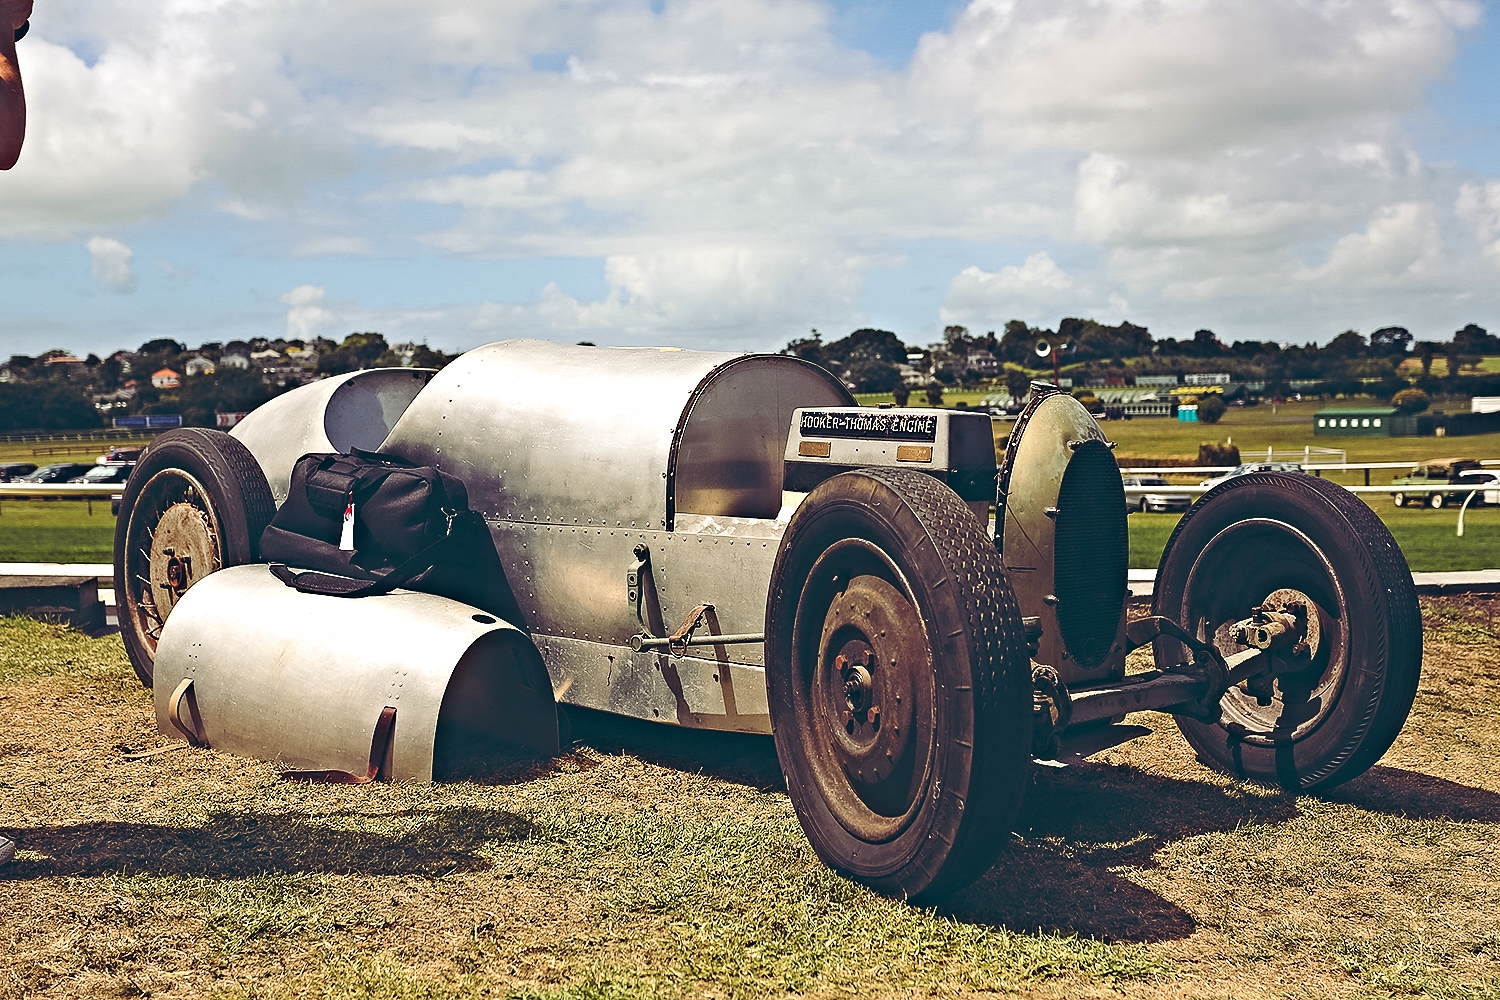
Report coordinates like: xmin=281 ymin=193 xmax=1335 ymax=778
xmin=268 ymin=508 xmax=465 ymax=598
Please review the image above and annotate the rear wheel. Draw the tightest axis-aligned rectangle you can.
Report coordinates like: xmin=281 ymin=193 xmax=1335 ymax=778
xmin=766 ymin=468 xmax=1032 ymax=902
xmin=114 ymin=429 xmax=275 ymax=687
xmin=1392 ymin=492 xmax=1406 ymax=508
xmin=1153 ymin=473 xmax=1421 ymax=791
xmin=1429 ymin=492 xmax=1445 ymax=509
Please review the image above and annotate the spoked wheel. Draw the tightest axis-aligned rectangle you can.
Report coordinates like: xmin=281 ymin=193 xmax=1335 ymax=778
xmin=114 ymin=429 xmax=274 ymax=687
xmin=1153 ymin=473 xmax=1421 ymax=791
xmin=766 ymin=468 xmax=1032 ymax=902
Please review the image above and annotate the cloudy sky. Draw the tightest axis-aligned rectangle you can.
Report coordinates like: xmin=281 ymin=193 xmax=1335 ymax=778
xmin=1 ymin=0 xmax=1497 ymax=358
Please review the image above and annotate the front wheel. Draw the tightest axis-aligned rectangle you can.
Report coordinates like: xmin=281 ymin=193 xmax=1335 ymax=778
xmin=1392 ymin=492 xmax=1406 ymax=508
xmin=114 ymin=429 xmax=275 ymax=687
xmin=1429 ymin=492 xmax=1445 ymax=509
xmin=765 ymin=469 xmax=1032 ymax=902
xmin=1153 ymin=473 xmax=1421 ymax=791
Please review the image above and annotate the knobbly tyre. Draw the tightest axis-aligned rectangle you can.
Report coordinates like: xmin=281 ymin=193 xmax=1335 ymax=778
xmin=113 ymin=341 xmax=1421 ymax=902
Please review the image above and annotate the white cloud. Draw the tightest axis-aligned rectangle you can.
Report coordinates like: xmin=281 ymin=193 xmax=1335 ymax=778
xmin=941 ymin=251 xmax=1141 ymax=329
xmin=0 ymin=0 xmax=1495 ymax=349
xmin=296 ymin=236 xmax=374 ymax=257
xmin=281 ymin=284 xmax=334 ymax=341
xmin=1457 ymin=181 xmax=1500 ymax=262
xmin=1298 ymin=203 xmax=1443 ymax=285
xmin=86 ymin=236 xmax=136 ymax=292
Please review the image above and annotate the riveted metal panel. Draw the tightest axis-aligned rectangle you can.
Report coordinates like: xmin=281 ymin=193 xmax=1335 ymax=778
xmin=378 ymin=340 xmax=849 ymax=529
xmin=152 ymin=564 xmax=558 ymax=781
xmin=493 ymin=515 xmax=783 ymax=668
xmin=534 ymin=634 xmax=771 ymax=734
xmin=380 ymin=341 xmax=737 ymax=528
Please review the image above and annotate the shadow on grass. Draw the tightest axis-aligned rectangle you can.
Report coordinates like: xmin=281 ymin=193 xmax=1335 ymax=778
xmin=946 ymin=757 xmax=1500 ymax=943
xmin=0 ymin=805 xmax=531 ymax=880
xmin=1322 ymin=764 xmax=1500 ymax=822
xmin=942 ymin=760 xmax=1304 ymax=943
xmin=565 ymin=707 xmax=787 ymax=792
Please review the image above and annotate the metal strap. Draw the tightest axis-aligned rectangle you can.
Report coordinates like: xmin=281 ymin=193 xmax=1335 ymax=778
xmin=281 ymin=706 xmax=397 ymax=785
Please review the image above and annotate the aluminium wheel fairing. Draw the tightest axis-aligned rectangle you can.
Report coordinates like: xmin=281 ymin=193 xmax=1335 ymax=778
xmin=765 ymin=468 xmax=1032 ymax=902
xmin=1152 ymin=473 xmax=1421 ymax=791
xmin=114 ymin=429 xmax=275 ymax=687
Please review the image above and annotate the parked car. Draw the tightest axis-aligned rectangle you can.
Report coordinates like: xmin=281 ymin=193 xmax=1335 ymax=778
xmin=113 ymin=345 xmax=1422 ymax=903
xmin=17 ymin=462 xmax=95 ymax=483
xmin=100 ymin=446 xmax=144 ymax=464
xmin=1391 ymin=458 xmax=1483 ymax=508
xmin=67 ymin=463 xmax=135 ymax=485
xmin=1199 ymin=461 xmax=1306 ymax=487
xmin=0 ymin=462 xmax=37 ymax=482
xmin=1440 ymin=470 xmax=1500 ymax=508
xmin=1122 ymin=475 xmax=1193 ymax=513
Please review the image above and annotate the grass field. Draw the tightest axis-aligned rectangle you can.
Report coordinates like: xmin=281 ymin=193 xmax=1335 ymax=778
xmin=1130 ymin=506 xmax=1500 ymax=572
xmin=5 ymin=496 xmax=1495 ymax=572
xmin=0 ymin=500 xmax=117 ymax=563
xmin=3 ymin=600 xmax=1500 ymax=998
xmin=1 ymin=414 xmax=1496 ymax=569
xmin=0 ymin=439 xmax=152 ymax=465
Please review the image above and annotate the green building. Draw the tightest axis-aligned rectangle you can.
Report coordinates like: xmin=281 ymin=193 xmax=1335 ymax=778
xmin=1313 ymin=407 xmax=1416 ymax=436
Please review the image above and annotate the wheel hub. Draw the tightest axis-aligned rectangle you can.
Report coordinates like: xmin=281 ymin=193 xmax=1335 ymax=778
xmin=1184 ymin=518 xmax=1351 ymax=743
xmin=148 ymin=501 xmax=219 ymax=620
xmin=817 ymin=577 xmax=920 ymax=788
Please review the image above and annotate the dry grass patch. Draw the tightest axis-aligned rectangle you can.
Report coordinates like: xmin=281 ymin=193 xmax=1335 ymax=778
xmin=1 ymin=600 xmax=1499 ymax=998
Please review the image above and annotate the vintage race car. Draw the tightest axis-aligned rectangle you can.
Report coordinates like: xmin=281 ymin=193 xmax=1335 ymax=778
xmin=113 ymin=340 xmax=1421 ymax=902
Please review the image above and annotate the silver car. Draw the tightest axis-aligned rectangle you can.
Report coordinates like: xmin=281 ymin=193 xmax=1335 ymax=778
xmin=1122 ymin=475 xmax=1192 ymax=513
xmin=1199 ymin=461 xmax=1306 ymax=487
xmin=111 ymin=344 xmax=1423 ymax=904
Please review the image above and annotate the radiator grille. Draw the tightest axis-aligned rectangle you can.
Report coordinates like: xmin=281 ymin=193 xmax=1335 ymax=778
xmin=1054 ymin=441 xmax=1128 ymax=670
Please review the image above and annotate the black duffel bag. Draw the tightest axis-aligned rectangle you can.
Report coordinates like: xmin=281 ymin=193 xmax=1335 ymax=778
xmin=260 ymin=449 xmax=480 ymax=599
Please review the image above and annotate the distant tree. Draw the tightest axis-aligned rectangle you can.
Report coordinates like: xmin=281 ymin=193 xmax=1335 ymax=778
xmin=998 ymin=319 xmax=1035 ymax=364
xmin=892 ymin=383 xmax=911 ymax=407
xmin=576 ymin=341 xmax=596 ymax=347
xmin=176 ymin=368 xmax=273 ymax=427
xmin=409 ymin=345 xmax=452 ymax=369
xmin=1057 ymin=317 xmax=1154 ymax=361
xmin=925 ymin=383 xmax=944 ymax=406
xmin=1392 ymin=388 xmax=1429 ymax=414
xmin=1326 ymin=330 xmax=1366 ymax=357
xmin=824 ymin=328 xmax=908 ymax=367
xmin=0 ymin=383 xmax=103 ymax=431
xmin=1369 ymin=327 xmax=1412 ymax=355
xmin=783 ymin=329 xmax=825 ymax=366
xmin=1197 ymin=395 xmax=1227 ymax=424
xmin=1416 ymin=341 xmax=1436 ymax=377
xmin=1004 ymin=366 xmax=1031 ymax=404
xmin=1455 ymin=323 xmax=1498 ymax=354
xmin=319 ymin=332 xmax=390 ymax=375
xmin=138 ymin=338 xmax=186 ymax=356
xmin=844 ymin=359 xmax=901 ymax=393
xmin=1191 ymin=328 xmax=1224 ymax=357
